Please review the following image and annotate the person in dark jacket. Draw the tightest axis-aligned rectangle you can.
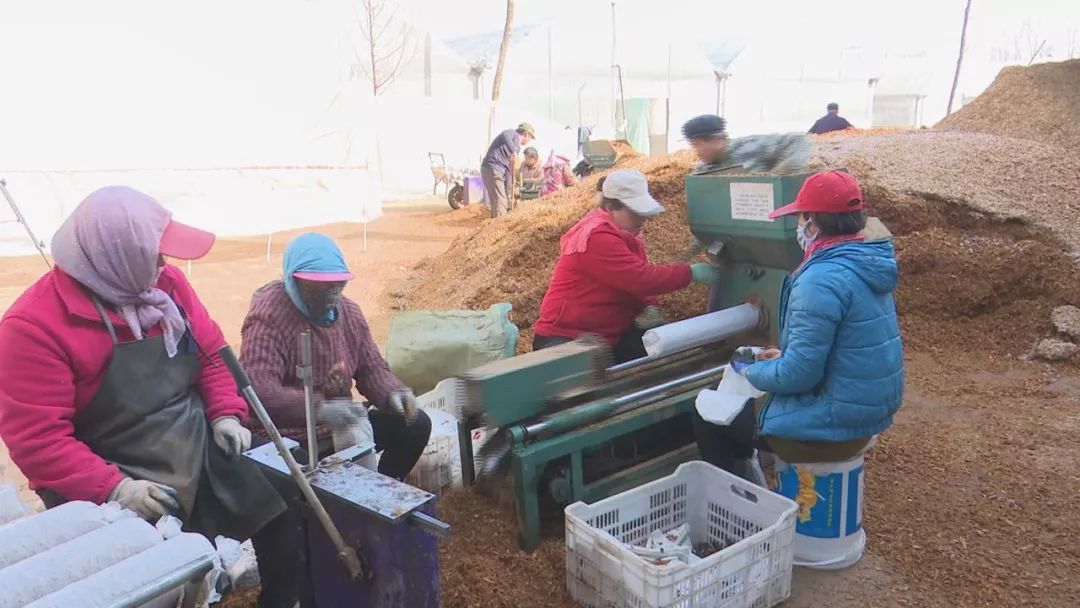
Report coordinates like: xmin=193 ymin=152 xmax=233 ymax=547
xmin=683 ymin=114 xmax=730 ymax=175
xmin=533 ymin=170 xmax=720 ymax=363
xmin=693 ymin=170 xmax=903 ymax=478
xmin=808 ymin=103 xmax=853 ymax=135
xmin=481 ymin=122 xmax=535 ymax=218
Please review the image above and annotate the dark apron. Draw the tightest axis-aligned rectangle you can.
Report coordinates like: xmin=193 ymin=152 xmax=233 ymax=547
xmin=40 ymin=296 xmax=285 ymax=541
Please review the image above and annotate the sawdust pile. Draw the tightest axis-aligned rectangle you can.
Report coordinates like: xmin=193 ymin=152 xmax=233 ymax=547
xmin=810 ymin=127 xmax=917 ymax=139
xmin=812 ymin=131 xmax=1080 ymax=354
xmin=936 ymin=58 xmax=1080 ymax=151
xmin=407 ymin=131 xmax=1080 ymax=357
xmin=407 ymin=151 xmax=709 ymax=349
xmin=437 ymin=490 xmax=575 ymax=608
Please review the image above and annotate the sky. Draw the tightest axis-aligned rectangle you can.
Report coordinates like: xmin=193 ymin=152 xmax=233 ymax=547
xmin=0 ymin=0 xmax=1076 ymax=170
xmin=403 ymin=0 xmax=1079 ymax=55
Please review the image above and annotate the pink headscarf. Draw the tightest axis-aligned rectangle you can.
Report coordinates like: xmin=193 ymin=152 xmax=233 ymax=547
xmin=51 ymin=186 xmax=186 ymax=357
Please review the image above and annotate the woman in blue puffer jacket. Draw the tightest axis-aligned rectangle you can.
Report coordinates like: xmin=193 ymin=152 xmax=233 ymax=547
xmin=692 ymin=170 xmax=904 ymax=477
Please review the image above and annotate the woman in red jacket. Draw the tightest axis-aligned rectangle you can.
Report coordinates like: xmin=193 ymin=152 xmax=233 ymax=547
xmin=533 ymin=169 xmax=720 ymax=362
xmin=0 ymin=186 xmax=300 ymax=608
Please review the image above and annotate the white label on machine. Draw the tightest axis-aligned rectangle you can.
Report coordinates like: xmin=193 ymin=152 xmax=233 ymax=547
xmin=729 ymin=182 xmax=775 ymax=222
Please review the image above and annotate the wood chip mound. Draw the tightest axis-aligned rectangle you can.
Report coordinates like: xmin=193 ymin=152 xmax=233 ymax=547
xmin=810 ymin=130 xmax=1080 ymax=252
xmin=935 ymin=58 xmax=1080 ymax=152
xmin=810 ymin=127 xmax=917 ymax=140
xmin=405 ymin=151 xmax=709 ymax=350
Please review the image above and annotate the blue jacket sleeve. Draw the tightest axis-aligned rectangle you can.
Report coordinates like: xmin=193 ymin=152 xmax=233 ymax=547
xmin=745 ymin=276 xmax=845 ymax=394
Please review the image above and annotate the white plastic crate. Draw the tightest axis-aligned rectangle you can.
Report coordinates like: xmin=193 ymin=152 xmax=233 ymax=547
xmin=565 ymin=461 xmax=797 ymax=608
xmin=406 ymin=435 xmax=454 ymax=494
xmin=416 ymin=378 xmax=494 ymax=488
xmin=418 ymin=378 xmax=461 ymax=417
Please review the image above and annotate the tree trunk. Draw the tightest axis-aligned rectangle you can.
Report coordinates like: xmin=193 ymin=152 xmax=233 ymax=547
xmin=946 ymin=0 xmax=974 ymax=116
xmin=491 ymin=0 xmax=515 ymax=103
xmin=489 ymin=0 xmax=515 ymax=142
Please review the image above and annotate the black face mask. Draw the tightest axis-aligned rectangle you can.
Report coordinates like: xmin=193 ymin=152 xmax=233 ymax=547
xmin=297 ymin=281 xmax=346 ymax=321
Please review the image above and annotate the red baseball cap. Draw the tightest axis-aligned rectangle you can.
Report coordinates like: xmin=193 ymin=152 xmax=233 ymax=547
xmin=768 ymin=170 xmax=865 ymax=220
xmin=159 ymin=219 xmax=216 ymax=260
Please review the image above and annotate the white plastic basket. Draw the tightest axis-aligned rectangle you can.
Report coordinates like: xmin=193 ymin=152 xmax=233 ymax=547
xmin=565 ymin=461 xmax=797 ymax=608
xmin=406 ymin=435 xmax=454 ymax=494
xmin=417 ymin=378 xmax=460 ymax=417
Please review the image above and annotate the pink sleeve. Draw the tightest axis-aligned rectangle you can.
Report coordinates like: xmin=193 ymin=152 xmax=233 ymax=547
xmin=0 ymin=318 xmax=124 ymax=503
xmin=563 ymin=165 xmax=576 ymax=186
xmin=166 ymin=268 xmax=247 ymax=423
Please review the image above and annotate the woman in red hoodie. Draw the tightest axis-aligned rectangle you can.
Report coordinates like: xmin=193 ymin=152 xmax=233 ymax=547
xmin=533 ymin=169 xmax=720 ymax=362
xmin=0 ymin=186 xmax=301 ymax=608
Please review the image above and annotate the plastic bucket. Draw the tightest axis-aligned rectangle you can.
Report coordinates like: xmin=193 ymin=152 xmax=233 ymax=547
xmin=771 ymin=455 xmax=866 ymax=570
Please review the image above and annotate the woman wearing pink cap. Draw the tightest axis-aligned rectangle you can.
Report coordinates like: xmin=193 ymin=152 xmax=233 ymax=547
xmin=0 ymin=186 xmax=302 ymax=607
xmin=239 ymin=232 xmax=432 ymax=481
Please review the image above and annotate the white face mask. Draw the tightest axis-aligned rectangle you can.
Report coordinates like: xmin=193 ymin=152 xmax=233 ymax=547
xmin=796 ymin=221 xmax=817 ymax=251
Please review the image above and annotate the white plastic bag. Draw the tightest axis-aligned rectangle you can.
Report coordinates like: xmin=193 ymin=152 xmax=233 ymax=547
xmin=695 ymin=365 xmax=764 ymax=426
xmin=215 ymin=536 xmax=260 ymax=593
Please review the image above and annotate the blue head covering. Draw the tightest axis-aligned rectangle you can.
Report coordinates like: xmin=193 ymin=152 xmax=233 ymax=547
xmin=282 ymin=233 xmax=352 ymax=325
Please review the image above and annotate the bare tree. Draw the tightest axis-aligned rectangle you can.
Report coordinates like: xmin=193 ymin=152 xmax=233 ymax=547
xmin=1066 ymin=26 xmax=1079 ymax=59
xmin=487 ymin=0 xmax=515 ymax=142
xmin=349 ymin=0 xmax=419 ymax=96
xmin=946 ymin=0 xmax=974 ymax=116
xmin=491 ymin=0 xmax=515 ymax=103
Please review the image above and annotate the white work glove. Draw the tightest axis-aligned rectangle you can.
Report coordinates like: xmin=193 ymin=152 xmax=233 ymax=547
xmin=318 ymin=399 xmax=366 ymax=431
xmin=109 ymin=478 xmax=180 ymax=521
xmin=211 ymin=417 xmax=252 ymax=456
xmin=387 ymin=389 xmax=419 ymax=425
xmin=330 ymin=410 xmax=375 ymax=454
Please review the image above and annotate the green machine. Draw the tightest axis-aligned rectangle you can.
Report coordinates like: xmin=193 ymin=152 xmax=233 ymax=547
xmin=686 ymin=173 xmax=809 ymax=332
xmin=456 ymin=172 xmax=811 ymax=551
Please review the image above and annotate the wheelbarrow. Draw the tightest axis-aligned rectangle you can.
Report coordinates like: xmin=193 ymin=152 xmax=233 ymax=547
xmin=429 ymin=152 xmax=482 ymax=210
xmin=573 ymin=139 xmax=633 ymax=177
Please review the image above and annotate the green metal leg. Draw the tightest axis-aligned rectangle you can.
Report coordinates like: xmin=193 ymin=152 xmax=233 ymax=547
xmin=512 ymin=453 xmax=542 ymax=552
xmin=570 ymin=451 xmax=585 ymax=498
xmin=458 ymin=418 xmax=475 ymax=486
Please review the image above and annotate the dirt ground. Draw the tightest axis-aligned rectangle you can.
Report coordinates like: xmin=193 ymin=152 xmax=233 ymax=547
xmin=4 ymin=196 xmax=1080 ymax=607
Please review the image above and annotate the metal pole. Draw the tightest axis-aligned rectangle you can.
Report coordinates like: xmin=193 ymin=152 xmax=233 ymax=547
xmin=218 ymin=346 xmax=369 ymax=581
xmin=666 ymin=42 xmax=672 ymax=143
xmin=265 ymin=233 xmax=272 ymax=263
xmin=0 ymin=179 xmax=51 ymax=269
xmin=578 ymin=83 xmax=586 ymax=127
xmin=547 ymin=26 xmax=554 ymax=120
xmin=105 ymin=555 xmax=215 ymax=608
xmin=611 ymin=1 xmax=617 ymax=134
xmin=298 ymin=330 xmax=319 ymax=470
xmin=522 ymin=364 xmax=727 ymax=439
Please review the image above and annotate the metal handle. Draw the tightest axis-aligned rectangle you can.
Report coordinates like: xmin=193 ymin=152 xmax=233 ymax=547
xmin=220 ymin=346 xmax=251 ymax=390
xmin=297 ymin=330 xmax=319 ymax=471
xmin=104 ymin=555 xmax=215 ymax=608
xmin=409 ymin=511 xmax=452 ymax=539
xmin=218 ymin=346 xmax=370 ymax=582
